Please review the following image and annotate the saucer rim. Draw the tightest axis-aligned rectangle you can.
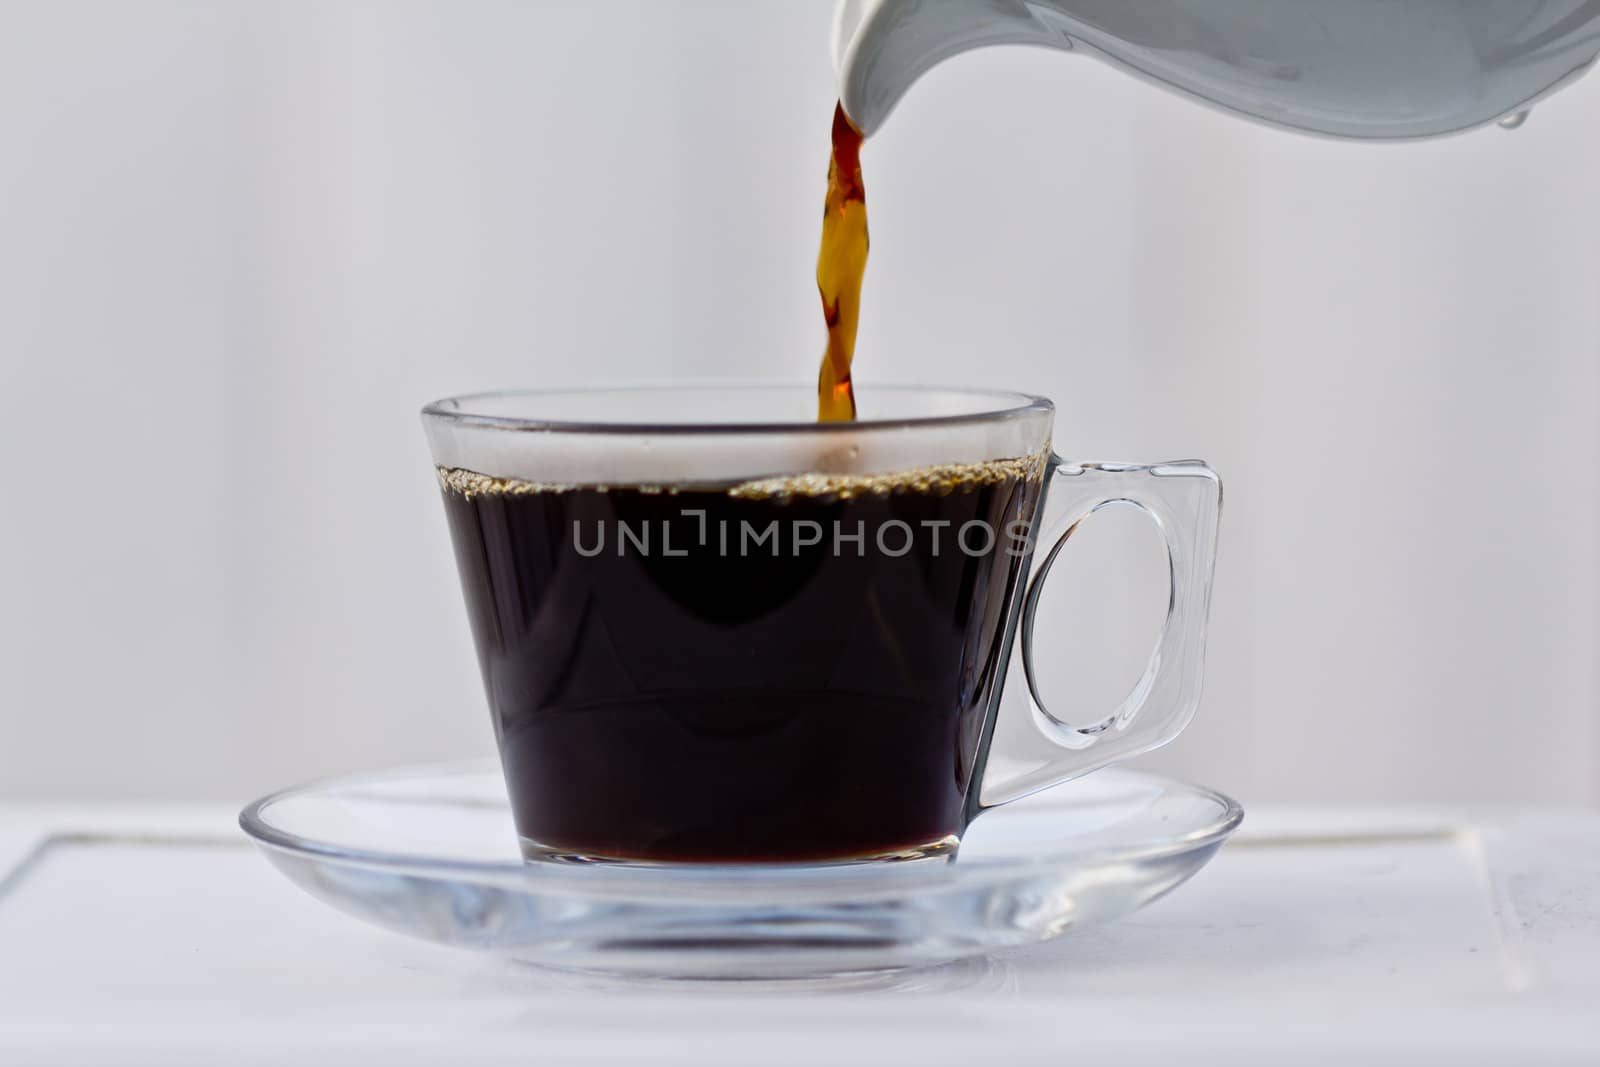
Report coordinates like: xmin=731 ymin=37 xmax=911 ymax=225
xmin=240 ymin=759 xmax=1243 ymax=890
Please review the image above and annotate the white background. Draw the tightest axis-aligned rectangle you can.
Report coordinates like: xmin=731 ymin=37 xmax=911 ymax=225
xmin=2 ymin=0 xmax=1597 ymax=807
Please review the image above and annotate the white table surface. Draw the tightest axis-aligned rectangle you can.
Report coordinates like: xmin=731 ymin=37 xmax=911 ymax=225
xmin=1 ymin=800 xmax=1597 ymax=1066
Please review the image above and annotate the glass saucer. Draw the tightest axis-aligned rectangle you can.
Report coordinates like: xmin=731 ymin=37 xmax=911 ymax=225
xmin=240 ymin=761 xmax=1242 ymax=980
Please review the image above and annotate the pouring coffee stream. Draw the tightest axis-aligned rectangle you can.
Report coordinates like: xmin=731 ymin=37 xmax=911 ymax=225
xmin=816 ymin=103 xmax=868 ymax=422
xmin=816 ymin=1 xmax=1600 ymax=420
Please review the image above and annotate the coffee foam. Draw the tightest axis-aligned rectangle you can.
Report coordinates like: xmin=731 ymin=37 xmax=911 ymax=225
xmin=437 ymin=452 xmax=1045 ymax=501
xmin=727 ymin=454 xmax=1044 ymax=499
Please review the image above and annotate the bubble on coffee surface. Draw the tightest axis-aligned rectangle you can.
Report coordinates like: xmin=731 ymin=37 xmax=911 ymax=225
xmin=436 ymin=453 xmax=1044 ymax=502
xmin=435 ymin=468 xmax=577 ymax=498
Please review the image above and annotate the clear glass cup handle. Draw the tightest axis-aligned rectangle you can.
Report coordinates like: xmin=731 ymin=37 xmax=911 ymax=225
xmin=978 ymin=459 xmax=1222 ymax=808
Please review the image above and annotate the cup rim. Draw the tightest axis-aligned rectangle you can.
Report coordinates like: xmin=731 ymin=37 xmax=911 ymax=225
xmin=420 ymin=380 xmax=1054 ymax=436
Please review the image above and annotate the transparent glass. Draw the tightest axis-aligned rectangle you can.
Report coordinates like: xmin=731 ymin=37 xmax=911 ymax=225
xmin=419 ymin=383 xmax=1222 ymax=862
xmin=240 ymin=761 xmax=1243 ymax=980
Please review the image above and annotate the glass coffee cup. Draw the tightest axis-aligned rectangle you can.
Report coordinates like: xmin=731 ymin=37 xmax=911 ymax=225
xmin=422 ymin=384 xmax=1219 ymax=865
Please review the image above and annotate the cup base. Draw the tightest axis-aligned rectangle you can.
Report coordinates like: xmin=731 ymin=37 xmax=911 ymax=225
xmin=518 ymin=834 xmax=963 ymax=868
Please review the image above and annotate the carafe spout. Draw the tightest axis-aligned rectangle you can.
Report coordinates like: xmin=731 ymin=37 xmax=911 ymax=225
xmin=833 ymin=0 xmax=1075 ymax=135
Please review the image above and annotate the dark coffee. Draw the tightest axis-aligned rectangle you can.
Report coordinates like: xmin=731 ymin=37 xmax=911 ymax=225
xmin=438 ymin=458 xmax=1042 ymax=863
